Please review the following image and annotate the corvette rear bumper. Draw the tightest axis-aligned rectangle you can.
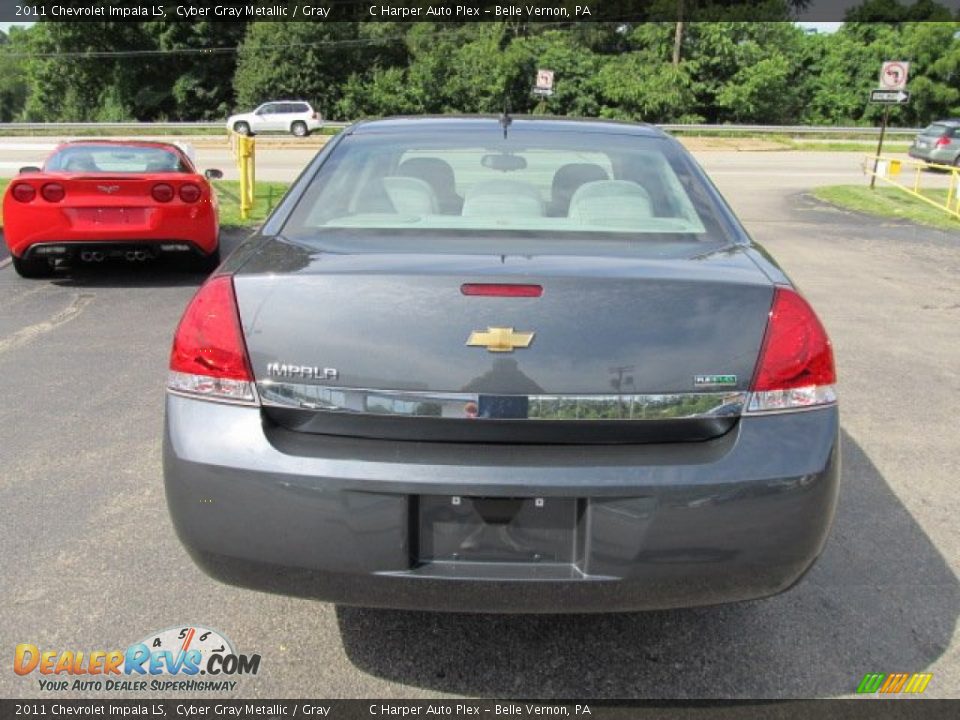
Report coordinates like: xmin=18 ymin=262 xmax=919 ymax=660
xmin=20 ymin=240 xmax=217 ymax=260
xmin=163 ymin=394 xmax=840 ymax=613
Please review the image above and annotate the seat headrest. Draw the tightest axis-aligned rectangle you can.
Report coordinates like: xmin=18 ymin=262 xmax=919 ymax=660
xmin=567 ymin=180 xmax=653 ymax=225
xmin=382 ymin=176 xmax=438 ymax=216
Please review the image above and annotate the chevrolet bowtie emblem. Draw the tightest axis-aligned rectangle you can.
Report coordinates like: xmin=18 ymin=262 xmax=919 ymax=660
xmin=466 ymin=327 xmax=535 ymax=353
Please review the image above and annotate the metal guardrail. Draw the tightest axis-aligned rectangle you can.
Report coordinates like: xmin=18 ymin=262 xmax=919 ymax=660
xmin=0 ymin=121 xmax=351 ymax=132
xmin=863 ymin=154 xmax=960 ymax=220
xmin=657 ymin=124 xmax=922 ymax=136
xmin=0 ymin=121 xmax=922 ymax=136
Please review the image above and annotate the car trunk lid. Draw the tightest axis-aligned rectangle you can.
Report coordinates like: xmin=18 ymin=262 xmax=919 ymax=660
xmin=234 ymin=240 xmax=774 ymax=443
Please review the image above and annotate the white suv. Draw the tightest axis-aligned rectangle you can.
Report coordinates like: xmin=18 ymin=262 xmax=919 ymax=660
xmin=226 ymin=101 xmax=323 ymax=137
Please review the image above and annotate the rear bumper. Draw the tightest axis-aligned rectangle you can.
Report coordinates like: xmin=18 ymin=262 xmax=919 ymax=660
xmin=908 ymin=146 xmax=956 ymax=164
xmin=3 ymin=204 xmax=218 ymax=257
xmin=21 ymin=240 xmax=217 ymax=261
xmin=163 ymin=394 xmax=840 ymax=613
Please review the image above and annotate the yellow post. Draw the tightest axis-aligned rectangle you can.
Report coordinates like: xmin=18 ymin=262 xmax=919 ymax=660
xmin=229 ymin=132 xmax=256 ymax=221
xmin=947 ymin=167 xmax=957 ymax=215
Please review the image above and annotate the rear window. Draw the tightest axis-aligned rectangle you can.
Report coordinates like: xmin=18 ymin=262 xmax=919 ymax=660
xmin=46 ymin=145 xmax=187 ymax=173
xmin=921 ymin=124 xmax=950 ymax=137
xmin=283 ymin=127 xmax=734 ymax=249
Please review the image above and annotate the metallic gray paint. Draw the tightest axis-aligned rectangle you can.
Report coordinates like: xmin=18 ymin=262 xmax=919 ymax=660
xmin=163 ymin=394 xmax=840 ymax=613
xmin=164 ymin=116 xmax=840 ymax=612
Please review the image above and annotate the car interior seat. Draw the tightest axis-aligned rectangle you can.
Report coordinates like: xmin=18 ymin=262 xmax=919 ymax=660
xmin=397 ymin=158 xmax=463 ymax=214
xmin=548 ymin=163 xmax=609 ymax=216
xmin=462 ymin=180 xmax=544 ymax=219
xmin=567 ymin=180 xmax=653 ymax=226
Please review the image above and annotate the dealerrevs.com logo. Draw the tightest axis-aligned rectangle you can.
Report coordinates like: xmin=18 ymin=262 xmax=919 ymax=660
xmin=14 ymin=625 xmax=260 ymax=692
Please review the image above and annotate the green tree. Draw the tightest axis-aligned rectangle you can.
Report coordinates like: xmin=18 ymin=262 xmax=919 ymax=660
xmin=0 ymin=28 xmax=29 ymax=122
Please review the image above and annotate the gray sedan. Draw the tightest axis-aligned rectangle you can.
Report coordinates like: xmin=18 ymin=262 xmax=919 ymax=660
xmin=908 ymin=119 xmax=960 ymax=166
xmin=163 ymin=116 xmax=839 ymax=613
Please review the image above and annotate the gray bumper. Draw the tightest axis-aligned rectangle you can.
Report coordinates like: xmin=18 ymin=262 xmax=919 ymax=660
xmin=908 ymin=146 xmax=955 ymax=164
xmin=163 ymin=394 xmax=840 ymax=613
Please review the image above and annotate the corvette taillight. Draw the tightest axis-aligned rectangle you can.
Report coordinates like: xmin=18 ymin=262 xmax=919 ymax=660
xmin=152 ymin=183 xmax=174 ymax=203
xmin=746 ymin=287 xmax=837 ymax=413
xmin=41 ymin=183 xmax=65 ymax=202
xmin=179 ymin=183 xmax=201 ymax=203
xmin=167 ymin=275 xmax=256 ymax=404
xmin=11 ymin=184 xmax=36 ymax=203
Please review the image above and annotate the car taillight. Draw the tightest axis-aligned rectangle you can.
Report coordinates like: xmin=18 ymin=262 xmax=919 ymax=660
xmin=935 ymin=136 xmax=950 ymax=147
xmin=152 ymin=183 xmax=174 ymax=203
xmin=167 ymin=275 xmax=256 ymax=404
xmin=41 ymin=183 xmax=65 ymax=202
xmin=746 ymin=287 xmax=837 ymax=413
xmin=179 ymin=183 xmax=201 ymax=203
xmin=312 ymin=111 xmax=318 ymax=119
xmin=11 ymin=183 xmax=36 ymax=203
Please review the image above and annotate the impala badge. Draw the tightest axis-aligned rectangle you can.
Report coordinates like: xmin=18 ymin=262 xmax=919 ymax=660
xmin=466 ymin=327 xmax=535 ymax=353
xmin=97 ymin=185 xmax=120 ymax=194
xmin=267 ymin=363 xmax=339 ymax=380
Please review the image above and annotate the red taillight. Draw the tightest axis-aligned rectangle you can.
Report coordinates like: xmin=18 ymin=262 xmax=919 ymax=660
xmin=179 ymin=183 xmax=201 ymax=203
xmin=461 ymin=283 xmax=543 ymax=298
xmin=167 ymin=276 xmax=256 ymax=403
xmin=41 ymin=183 xmax=65 ymax=202
xmin=11 ymin=183 xmax=36 ymax=203
xmin=935 ymin=136 xmax=950 ymax=148
xmin=748 ymin=287 xmax=836 ymax=412
xmin=152 ymin=183 xmax=174 ymax=203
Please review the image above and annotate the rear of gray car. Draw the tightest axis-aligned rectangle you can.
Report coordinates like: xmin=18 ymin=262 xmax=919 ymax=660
xmin=163 ymin=118 xmax=839 ymax=613
xmin=909 ymin=121 xmax=960 ymax=165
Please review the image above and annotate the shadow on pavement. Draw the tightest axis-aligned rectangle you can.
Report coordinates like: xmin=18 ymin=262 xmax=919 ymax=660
xmin=336 ymin=430 xmax=958 ymax=698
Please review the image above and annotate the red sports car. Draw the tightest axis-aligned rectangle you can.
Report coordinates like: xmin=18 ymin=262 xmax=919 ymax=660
xmin=3 ymin=140 xmax=222 ymax=278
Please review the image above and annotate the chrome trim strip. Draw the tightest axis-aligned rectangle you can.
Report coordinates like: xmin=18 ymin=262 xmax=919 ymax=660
xmin=257 ymin=381 xmax=747 ymax=421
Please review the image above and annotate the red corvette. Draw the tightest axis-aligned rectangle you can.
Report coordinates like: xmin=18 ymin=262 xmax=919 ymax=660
xmin=3 ymin=140 xmax=222 ymax=278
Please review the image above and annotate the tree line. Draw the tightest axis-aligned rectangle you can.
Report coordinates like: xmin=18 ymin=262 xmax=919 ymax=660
xmin=0 ymin=3 xmax=958 ymax=127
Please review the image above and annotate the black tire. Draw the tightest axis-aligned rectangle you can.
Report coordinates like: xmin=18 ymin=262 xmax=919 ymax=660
xmin=291 ymin=121 xmax=309 ymax=137
xmin=11 ymin=255 xmax=54 ymax=278
xmin=954 ymin=155 xmax=960 ymax=168
xmin=233 ymin=121 xmax=252 ymax=136
xmin=195 ymin=247 xmax=221 ymax=274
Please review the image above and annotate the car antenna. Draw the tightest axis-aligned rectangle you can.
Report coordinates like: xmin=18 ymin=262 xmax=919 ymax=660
xmin=499 ymin=100 xmax=512 ymax=139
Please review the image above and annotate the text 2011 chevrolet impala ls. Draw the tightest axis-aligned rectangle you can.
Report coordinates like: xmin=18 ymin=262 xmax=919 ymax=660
xmin=163 ymin=116 xmax=839 ymax=613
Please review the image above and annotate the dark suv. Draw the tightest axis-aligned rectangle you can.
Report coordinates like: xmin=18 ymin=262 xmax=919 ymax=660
xmin=908 ymin=119 xmax=960 ymax=166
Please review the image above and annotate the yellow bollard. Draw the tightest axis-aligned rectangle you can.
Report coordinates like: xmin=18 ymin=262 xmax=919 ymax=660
xmin=229 ymin=132 xmax=256 ymax=221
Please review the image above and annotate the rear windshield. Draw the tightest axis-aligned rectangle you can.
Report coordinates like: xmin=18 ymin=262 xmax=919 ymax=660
xmin=921 ymin=124 xmax=950 ymax=137
xmin=45 ymin=145 xmax=188 ymax=173
xmin=282 ymin=127 xmax=736 ymax=253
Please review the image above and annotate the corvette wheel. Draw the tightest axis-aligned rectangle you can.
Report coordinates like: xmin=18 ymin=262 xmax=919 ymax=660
xmin=11 ymin=255 xmax=54 ymax=278
xmin=291 ymin=121 xmax=309 ymax=137
xmin=233 ymin=121 xmax=252 ymax=136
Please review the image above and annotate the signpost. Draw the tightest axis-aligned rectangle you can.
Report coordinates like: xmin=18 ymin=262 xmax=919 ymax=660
xmin=869 ymin=61 xmax=911 ymax=189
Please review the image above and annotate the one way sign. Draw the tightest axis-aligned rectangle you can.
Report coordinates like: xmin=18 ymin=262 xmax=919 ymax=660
xmin=870 ymin=89 xmax=911 ymax=104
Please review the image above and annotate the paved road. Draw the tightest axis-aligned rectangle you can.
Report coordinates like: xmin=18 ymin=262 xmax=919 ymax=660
xmin=0 ymin=150 xmax=957 ymax=700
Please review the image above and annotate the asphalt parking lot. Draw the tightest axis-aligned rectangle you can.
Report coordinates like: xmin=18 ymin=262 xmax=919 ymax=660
xmin=0 ymin=149 xmax=957 ymax=699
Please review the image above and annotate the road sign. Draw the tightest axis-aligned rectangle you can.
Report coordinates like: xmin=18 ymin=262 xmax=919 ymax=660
xmin=533 ymin=69 xmax=554 ymax=96
xmin=870 ymin=89 xmax=911 ymax=104
xmin=879 ymin=61 xmax=910 ymax=90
